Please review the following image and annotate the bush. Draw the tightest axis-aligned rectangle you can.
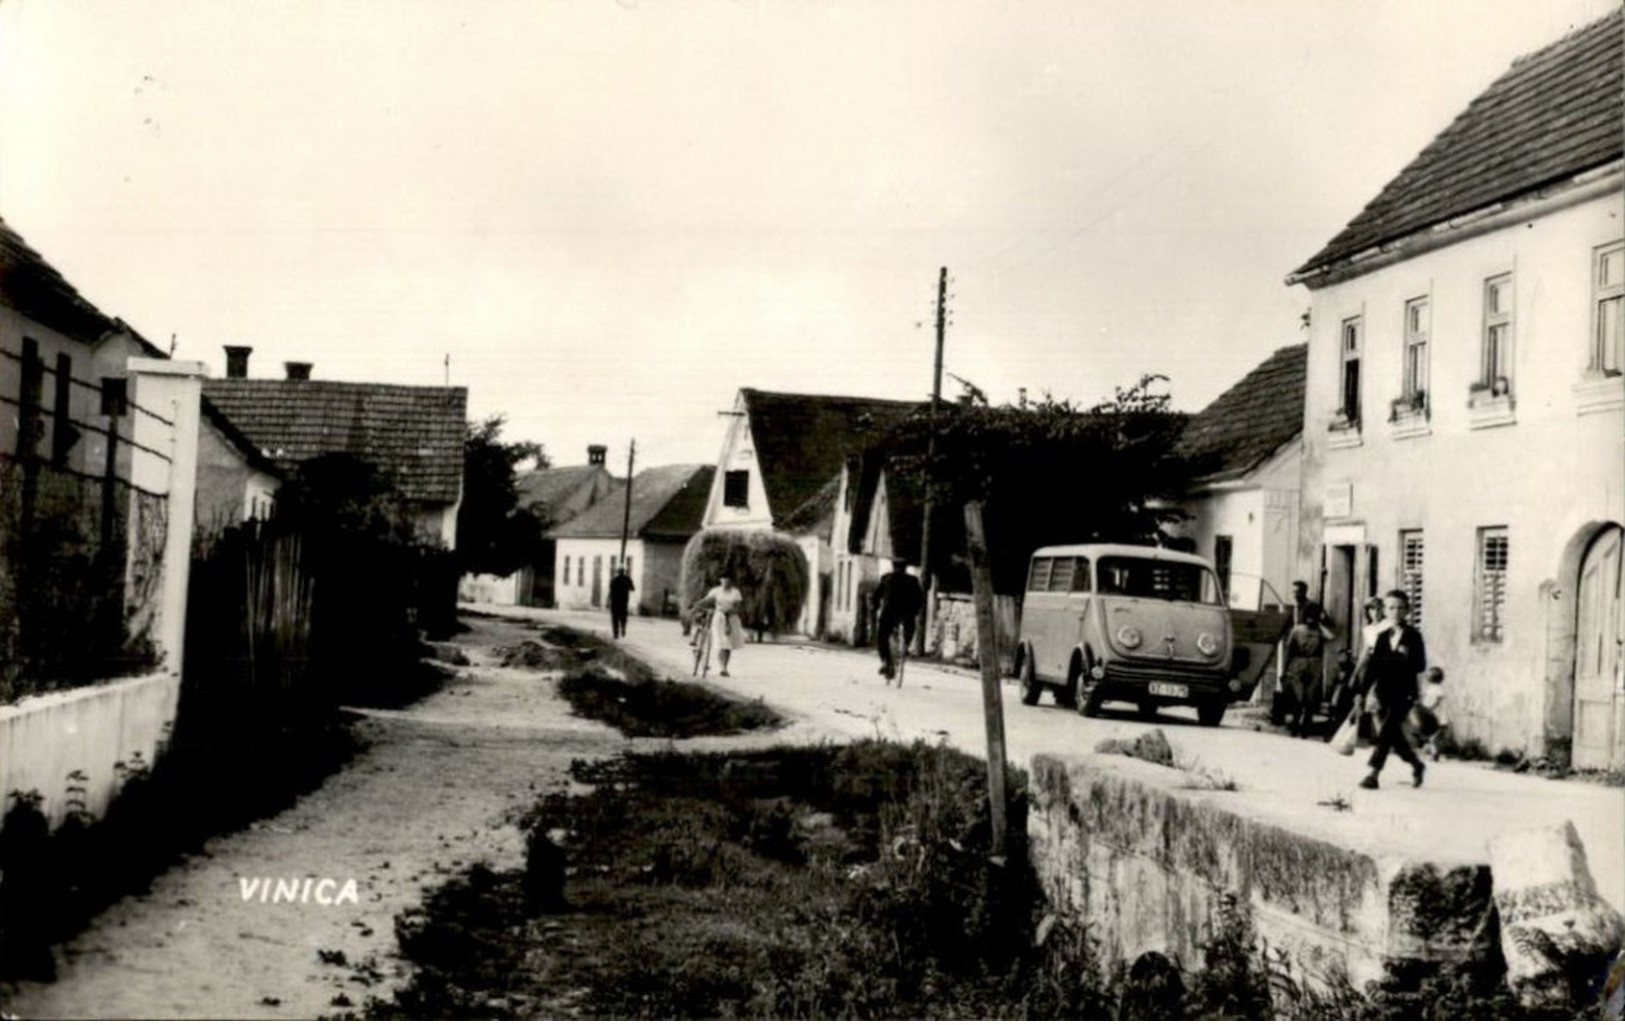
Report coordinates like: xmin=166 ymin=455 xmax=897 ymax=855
xmin=678 ymin=529 xmax=808 ymax=634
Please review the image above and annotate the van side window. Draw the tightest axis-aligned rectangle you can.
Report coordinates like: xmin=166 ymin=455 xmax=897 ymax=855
xmin=1028 ymin=557 xmax=1054 ymax=591
xmin=1048 ymin=556 xmax=1091 ymax=592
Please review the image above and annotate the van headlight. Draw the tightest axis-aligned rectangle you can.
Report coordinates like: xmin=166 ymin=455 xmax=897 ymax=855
xmin=1196 ymin=633 xmax=1220 ymax=656
xmin=1116 ymin=625 xmax=1143 ymax=649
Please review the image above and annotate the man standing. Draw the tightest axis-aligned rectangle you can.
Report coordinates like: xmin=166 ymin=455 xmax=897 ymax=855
xmin=608 ymin=567 xmax=634 ymax=639
xmin=1356 ymin=589 xmax=1428 ymax=790
xmin=874 ymin=558 xmax=924 ymax=681
xmin=1290 ymin=579 xmax=1331 ymax=631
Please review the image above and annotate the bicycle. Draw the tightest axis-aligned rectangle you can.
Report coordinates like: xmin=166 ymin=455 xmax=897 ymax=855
xmin=690 ymin=606 xmax=714 ymax=677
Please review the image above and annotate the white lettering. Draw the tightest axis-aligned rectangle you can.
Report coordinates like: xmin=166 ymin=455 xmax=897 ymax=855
xmin=239 ymin=878 xmax=263 ymax=901
xmin=261 ymin=878 xmax=271 ymax=903
xmin=315 ymin=879 xmax=335 ymax=905
xmin=335 ymin=879 xmax=359 ymax=905
xmin=274 ymin=878 xmax=300 ymax=903
xmin=301 ymin=878 xmax=314 ymax=903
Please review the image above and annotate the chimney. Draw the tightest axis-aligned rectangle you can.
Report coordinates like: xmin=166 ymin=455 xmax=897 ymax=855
xmin=284 ymin=361 xmax=313 ymax=381
xmin=587 ymin=444 xmax=607 ymax=466
xmin=223 ymin=345 xmax=252 ymax=379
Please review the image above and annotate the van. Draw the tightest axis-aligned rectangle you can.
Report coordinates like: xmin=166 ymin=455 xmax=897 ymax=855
xmin=1014 ymin=543 xmax=1237 ymax=726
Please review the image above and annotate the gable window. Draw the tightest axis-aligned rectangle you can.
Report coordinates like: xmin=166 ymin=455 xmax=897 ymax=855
xmin=1474 ymin=527 xmax=1508 ymax=643
xmin=1399 ymin=529 xmax=1424 ymax=630
xmin=1479 ymin=274 xmax=1513 ymax=395
xmin=1400 ymin=296 xmax=1429 ymax=409
xmin=723 ymin=469 xmax=749 ymax=509
xmin=1336 ymin=316 xmax=1362 ymax=428
xmin=1593 ymin=241 xmax=1623 ymax=376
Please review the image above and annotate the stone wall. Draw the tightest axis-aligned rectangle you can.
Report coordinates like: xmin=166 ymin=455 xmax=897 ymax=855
xmin=1027 ymin=751 xmax=1499 ymax=996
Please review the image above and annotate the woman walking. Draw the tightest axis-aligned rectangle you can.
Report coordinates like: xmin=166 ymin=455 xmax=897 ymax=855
xmin=695 ymin=575 xmax=746 ymax=676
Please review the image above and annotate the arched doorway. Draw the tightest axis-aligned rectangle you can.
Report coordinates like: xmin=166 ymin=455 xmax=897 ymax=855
xmin=1574 ymin=524 xmax=1624 ymax=771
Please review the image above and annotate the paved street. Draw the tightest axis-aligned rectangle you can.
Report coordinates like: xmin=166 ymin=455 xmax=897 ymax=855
xmin=483 ymin=604 xmax=1625 ymax=914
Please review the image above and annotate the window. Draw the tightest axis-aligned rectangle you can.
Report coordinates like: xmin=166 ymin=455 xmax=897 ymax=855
xmin=577 ymin=557 xmax=585 ymax=587
xmin=1337 ymin=317 xmax=1362 ymax=426
xmin=625 ymin=557 xmax=633 ymax=581
xmin=100 ymin=377 xmax=128 ymax=417
xmin=562 ymin=556 xmax=570 ymax=585
xmin=1402 ymin=297 xmax=1429 ymax=405
xmin=1213 ymin=535 xmax=1233 ymax=602
xmin=1474 ymin=527 xmax=1509 ymax=643
xmin=1480 ymin=274 xmax=1513 ymax=394
xmin=1593 ymin=241 xmax=1623 ymax=375
xmin=1027 ymin=556 xmax=1054 ymax=592
xmin=1399 ymin=530 xmax=1424 ymax=630
xmin=723 ymin=469 xmax=750 ymax=509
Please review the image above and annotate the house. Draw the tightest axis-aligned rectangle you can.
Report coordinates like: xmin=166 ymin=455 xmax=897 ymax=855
xmin=1286 ymin=11 xmax=1624 ymax=767
xmin=0 ymin=216 xmax=204 ymax=825
xmin=202 ymin=346 xmax=467 ymax=548
xmin=194 ymin=396 xmax=281 ymax=537
xmin=551 ymin=463 xmax=712 ymax=615
xmin=1173 ymin=343 xmax=1306 ymax=612
xmin=459 ymin=445 xmax=620 ymax=607
xmin=702 ymin=387 xmax=919 ymax=636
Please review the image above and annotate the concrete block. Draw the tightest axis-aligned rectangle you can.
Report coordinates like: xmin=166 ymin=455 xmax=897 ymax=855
xmin=1488 ymin=820 xmax=1625 ymax=1006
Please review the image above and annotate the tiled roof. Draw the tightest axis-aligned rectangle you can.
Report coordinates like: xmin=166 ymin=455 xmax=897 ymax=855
xmin=0 ymin=218 xmax=164 ymax=355
xmin=200 ymin=396 xmax=282 ymax=477
xmin=518 ymin=464 xmax=620 ymax=522
xmin=1293 ymin=10 xmax=1623 ymax=280
xmin=741 ymin=388 xmax=921 ymax=527
xmin=202 ymin=379 xmax=467 ymax=504
xmin=778 ymin=473 xmax=840 ymax=540
xmin=1176 ymin=344 xmax=1305 ymax=484
xmin=550 ymin=464 xmax=712 ymax=540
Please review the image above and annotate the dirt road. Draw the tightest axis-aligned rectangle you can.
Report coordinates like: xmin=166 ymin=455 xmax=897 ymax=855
xmin=1 ymin=616 xmax=646 ymax=1020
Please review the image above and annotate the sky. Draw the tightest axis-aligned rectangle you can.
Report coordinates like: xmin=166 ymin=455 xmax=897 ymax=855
xmin=0 ymin=0 xmax=1618 ymax=472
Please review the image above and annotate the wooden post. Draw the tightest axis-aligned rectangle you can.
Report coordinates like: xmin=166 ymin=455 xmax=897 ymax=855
xmin=915 ymin=266 xmax=947 ymax=656
xmin=964 ymin=499 xmax=1008 ymax=860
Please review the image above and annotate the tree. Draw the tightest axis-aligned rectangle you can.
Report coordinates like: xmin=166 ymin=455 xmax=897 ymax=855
xmin=456 ymin=415 xmax=550 ymax=578
xmin=888 ymin=374 xmax=1196 ymax=594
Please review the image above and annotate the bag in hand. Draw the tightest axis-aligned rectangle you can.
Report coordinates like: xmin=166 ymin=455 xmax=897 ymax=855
xmin=1330 ymin=710 xmax=1360 ymax=756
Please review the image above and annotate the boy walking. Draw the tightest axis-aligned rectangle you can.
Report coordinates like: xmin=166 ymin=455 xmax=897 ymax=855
xmin=1356 ymin=590 xmax=1428 ymax=790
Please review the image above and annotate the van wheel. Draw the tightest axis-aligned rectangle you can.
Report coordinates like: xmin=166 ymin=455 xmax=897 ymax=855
xmin=1197 ymin=698 xmax=1227 ymax=728
xmin=1019 ymin=656 xmax=1042 ymax=706
xmin=1073 ymin=659 xmax=1104 ymax=718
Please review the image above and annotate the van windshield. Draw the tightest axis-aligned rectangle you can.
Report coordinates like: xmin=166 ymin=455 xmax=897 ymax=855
xmin=1096 ymin=557 xmax=1222 ymax=605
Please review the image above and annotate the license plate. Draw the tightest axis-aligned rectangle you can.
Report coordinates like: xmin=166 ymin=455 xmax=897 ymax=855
xmin=1148 ymin=682 xmax=1188 ymax=698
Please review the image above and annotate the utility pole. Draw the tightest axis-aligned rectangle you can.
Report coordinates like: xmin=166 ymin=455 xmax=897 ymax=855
xmin=915 ymin=267 xmax=947 ymax=655
xmin=618 ymin=439 xmax=636 ymax=565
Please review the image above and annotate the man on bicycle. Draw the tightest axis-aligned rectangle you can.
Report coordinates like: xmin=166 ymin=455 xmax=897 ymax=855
xmin=874 ymin=558 xmax=923 ymax=680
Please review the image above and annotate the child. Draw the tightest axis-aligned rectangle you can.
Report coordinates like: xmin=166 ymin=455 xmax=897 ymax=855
xmin=1418 ymin=666 xmax=1448 ymax=761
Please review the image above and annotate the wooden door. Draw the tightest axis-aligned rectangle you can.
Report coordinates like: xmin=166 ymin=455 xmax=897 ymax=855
xmin=1574 ymin=526 xmax=1624 ymax=771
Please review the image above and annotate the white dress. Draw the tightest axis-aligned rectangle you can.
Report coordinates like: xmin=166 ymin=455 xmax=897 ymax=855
xmin=705 ymin=585 xmax=745 ymax=651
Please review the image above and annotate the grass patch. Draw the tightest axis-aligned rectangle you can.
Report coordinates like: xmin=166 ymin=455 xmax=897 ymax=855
xmin=555 ymin=670 xmax=781 ymax=738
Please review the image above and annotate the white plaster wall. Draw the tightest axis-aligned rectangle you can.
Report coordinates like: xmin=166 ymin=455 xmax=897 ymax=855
xmin=0 ymin=671 xmax=179 ymax=829
xmin=701 ymin=397 xmax=774 ymax=530
xmin=555 ymin=537 xmax=645 ymax=611
xmin=1299 ymin=188 xmax=1625 ymax=755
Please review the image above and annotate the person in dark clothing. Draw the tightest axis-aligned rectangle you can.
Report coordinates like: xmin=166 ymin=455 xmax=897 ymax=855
xmin=608 ymin=567 xmax=634 ymax=639
xmin=874 ymin=559 xmax=924 ymax=680
xmin=1355 ymin=590 xmax=1428 ymax=789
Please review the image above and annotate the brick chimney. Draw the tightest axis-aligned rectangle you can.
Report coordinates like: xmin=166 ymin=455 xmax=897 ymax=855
xmin=284 ymin=361 xmax=313 ymax=381
xmin=223 ymin=345 xmax=252 ymax=379
xmin=587 ymin=444 xmax=607 ymax=466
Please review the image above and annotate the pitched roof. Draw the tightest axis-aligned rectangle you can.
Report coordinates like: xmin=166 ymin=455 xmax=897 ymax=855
xmin=0 ymin=218 xmax=164 ymax=356
xmin=1176 ymin=344 xmax=1306 ymax=484
xmin=1293 ymin=10 xmax=1624 ymax=281
xmin=550 ymin=464 xmax=713 ymax=540
xmin=741 ymin=387 xmax=920 ymax=527
xmin=201 ymin=378 xmax=467 ymax=504
xmin=199 ymin=396 xmax=283 ymax=478
xmin=518 ymin=464 xmax=619 ymax=518
xmin=778 ymin=473 xmax=840 ymax=540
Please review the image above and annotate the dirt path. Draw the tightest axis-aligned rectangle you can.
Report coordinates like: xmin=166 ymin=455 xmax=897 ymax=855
xmin=1 ymin=616 xmax=644 ymax=1020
